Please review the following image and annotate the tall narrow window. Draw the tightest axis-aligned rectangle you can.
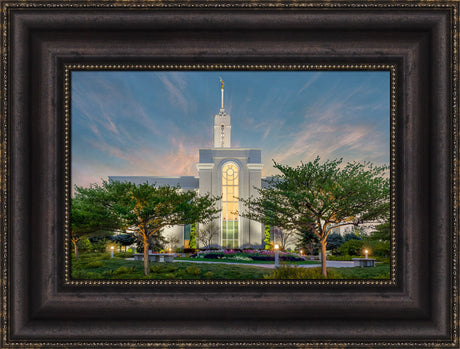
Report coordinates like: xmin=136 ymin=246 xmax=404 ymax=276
xmin=222 ymin=162 xmax=239 ymax=248
xmin=220 ymin=124 xmax=225 ymax=147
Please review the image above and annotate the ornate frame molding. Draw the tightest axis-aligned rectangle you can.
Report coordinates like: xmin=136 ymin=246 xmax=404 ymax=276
xmin=1 ymin=1 xmax=458 ymax=347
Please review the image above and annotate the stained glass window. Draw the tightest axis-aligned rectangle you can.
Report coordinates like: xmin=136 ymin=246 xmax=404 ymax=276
xmin=222 ymin=162 xmax=239 ymax=248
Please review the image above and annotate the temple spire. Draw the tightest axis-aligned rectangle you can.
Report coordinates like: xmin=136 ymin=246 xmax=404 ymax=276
xmin=214 ymin=78 xmax=231 ymax=148
xmin=219 ymin=77 xmax=224 ymax=109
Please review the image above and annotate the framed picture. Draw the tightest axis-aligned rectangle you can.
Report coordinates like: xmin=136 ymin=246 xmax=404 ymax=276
xmin=68 ymin=68 xmax=394 ymax=282
xmin=1 ymin=0 xmax=458 ymax=347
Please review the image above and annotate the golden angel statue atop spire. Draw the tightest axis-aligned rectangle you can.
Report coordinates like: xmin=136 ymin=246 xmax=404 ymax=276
xmin=219 ymin=77 xmax=224 ymax=89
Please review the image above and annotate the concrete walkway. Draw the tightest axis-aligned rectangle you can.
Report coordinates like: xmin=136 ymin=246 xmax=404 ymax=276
xmin=171 ymin=259 xmax=356 ymax=269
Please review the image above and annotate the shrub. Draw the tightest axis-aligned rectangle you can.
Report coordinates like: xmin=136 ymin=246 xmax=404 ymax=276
xmin=250 ymin=255 xmax=274 ymax=261
xmin=103 ymin=270 xmax=115 ymax=276
xmin=150 ymin=265 xmax=166 ymax=273
xmin=204 ymin=272 xmax=214 ymax=279
xmin=114 ymin=266 xmax=130 ymax=275
xmin=183 ymin=248 xmax=197 ymax=254
xmin=77 ymin=238 xmax=92 ymax=252
xmin=280 ymin=255 xmax=304 ymax=262
xmin=86 ymin=261 xmax=103 ymax=268
xmin=368 ymin=240 xmax=391 ymax=257
xmin=185 ymin=266 xmax=201 ymax=276
xmin=114 ymin=252 xmax=134 ymax=258
xmin=344 ymin=233 xmax=361 ymax=241
xmin=164 ymin=264 xmax=178 ymax=272
xmin=203 ymin=253 xmax=221 ymax=259
xmin=326 ymin=233 xmax=345 ymax=250
xmin=89 ymin=237 xmax=111 ymax=253
xmin=111 ymin=234 xmax=136 ymax=249
xmin=327 ymin=255 xmax=355 ymax=261
xmin=264 ymin=225 xmax=272 ymax=250
xmin=189 ymin=223 xmax=197 ymax=249
xmin=338 ymin=239 xmax=365 ymax=256
xmin=98 ymin=253 xmax=111 ymax=260
xmin=375 ymin=256 xmax=390 ymax=264
xmin=266 ymin=266 xmax=343 ymax=279
xmin=72 ymin=269 xmax=103 ymax=279
xmin=231 ymin=255 xmax=252 ymax=261
xmin=371 ymin=272 xmax=391 ymax=279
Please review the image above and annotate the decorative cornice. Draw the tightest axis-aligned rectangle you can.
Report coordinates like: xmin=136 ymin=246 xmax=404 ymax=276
xmin=247 ymin=163 xmax=264 ymax=170
xmin=196 ymin=163 xmax=214 ymax=170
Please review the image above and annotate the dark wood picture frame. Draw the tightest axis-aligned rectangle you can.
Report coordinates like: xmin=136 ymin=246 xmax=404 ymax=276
xmin=1 ymin=1 xmax=458 ymax=347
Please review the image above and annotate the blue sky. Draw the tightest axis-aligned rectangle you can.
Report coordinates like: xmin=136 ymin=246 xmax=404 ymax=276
xmin=71 ymin=70 xmax=390 ymax=188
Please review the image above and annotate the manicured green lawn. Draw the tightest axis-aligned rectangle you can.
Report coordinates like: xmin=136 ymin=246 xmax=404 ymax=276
xmin=71 ymin=253 xmax=271 ymax=279
xmin=71 ymin=252 xmax=390 ymax=280
xmin=329 ymin=263 xmax=391 ymax=279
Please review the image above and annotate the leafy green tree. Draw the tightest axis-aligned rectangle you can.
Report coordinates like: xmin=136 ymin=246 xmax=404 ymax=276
xmin=135 ymin=234 xmax=166 ymax=253
xmin=296 ymin=228 xmax=319 ymax=256
xmin=338 ymin=239 xmax=365 ymax=256
xmin=344 ymin=232 xmax=361 ymax=241
xmin=104 ymin=181 xmax=220 ymax=275
xmin=326 ymin=232 xmax=344 ymax=251
xmin=71 ymin=186 xmax=120 ymax=259
xmin=363 ymin=221 xmax=391 ymax=258
xmin=89 ymin=236 xmax=113 ymax=252
xmin=368 ymin=240 xmax=390 ymax=257
xmin=112 ymin=233 xmax=137 ymax=252
xmin=77 ymin=238 xmax=92 ymax=252
xmin=368 ymin=222 xmax=390 ymax=241
xmin=240 ymin=157 xmax=389 ymax=277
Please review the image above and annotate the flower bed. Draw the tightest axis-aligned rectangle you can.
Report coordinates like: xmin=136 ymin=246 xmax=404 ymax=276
xmin=193 ymin=249 xmax=305 ymax=262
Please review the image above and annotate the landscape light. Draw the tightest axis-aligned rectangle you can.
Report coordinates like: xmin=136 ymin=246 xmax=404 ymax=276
xmin=274 ymin=244 xmax=280 ymax=268
xmin=364 ymin=249 xmax=369 ymax=259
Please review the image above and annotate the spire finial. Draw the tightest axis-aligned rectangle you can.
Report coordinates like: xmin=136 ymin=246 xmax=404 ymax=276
xmin=219 ymin=77 xmax=224 ymax=109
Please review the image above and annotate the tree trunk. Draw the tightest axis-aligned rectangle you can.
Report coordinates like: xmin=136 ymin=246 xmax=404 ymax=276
xmin=73 ymin=239 xmax=79 ymax=259
xmin=320 ymin=239 xmax=327 ymax=278
xmin=143 ymin=239 xmax=149 ymax=276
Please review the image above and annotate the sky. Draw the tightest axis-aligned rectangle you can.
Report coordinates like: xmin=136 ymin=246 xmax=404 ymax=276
xmin=71 ymin=70 xmax=390 ymax=189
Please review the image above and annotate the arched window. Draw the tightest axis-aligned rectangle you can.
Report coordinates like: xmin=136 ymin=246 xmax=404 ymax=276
xmin=222 ymin=162 xmax=239 ymax=248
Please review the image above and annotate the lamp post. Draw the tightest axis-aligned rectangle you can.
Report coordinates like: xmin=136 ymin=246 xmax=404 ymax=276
xmin=364 ymin=249 xmax=369 ymax=259
xmin=110 ymin=246 xmax=114 ymax=258
xmin=274 ymin=244 xmax=280 ymax=268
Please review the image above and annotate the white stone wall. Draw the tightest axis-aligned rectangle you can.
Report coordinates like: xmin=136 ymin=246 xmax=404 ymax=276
xmin=213 ymin=110 xmax=231 ymax=148
xmin=161 ymin=225 xmax=184 ymax=250
xmin=197 ymin=148 xmax=264 ymax=249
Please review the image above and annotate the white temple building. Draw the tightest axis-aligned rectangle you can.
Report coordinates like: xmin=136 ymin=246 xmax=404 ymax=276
xmin=109 ymin=79 xmax=265 ymax=249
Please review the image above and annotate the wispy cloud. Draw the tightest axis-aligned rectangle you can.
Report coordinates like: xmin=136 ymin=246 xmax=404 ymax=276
xmin=72 ymin=71 xmax=390 ymax=188
xmin=157 ymin=73 xmax=189 ymax=113
xmin=261 ymin=80 xmax=389 ymax=176
xmin=296 ymin=71 xmax=322 ymax=95
xmin=73 ymin=136 xmax=200 ymax=188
